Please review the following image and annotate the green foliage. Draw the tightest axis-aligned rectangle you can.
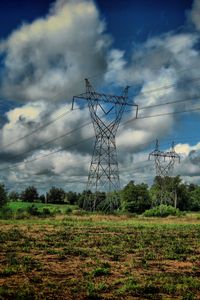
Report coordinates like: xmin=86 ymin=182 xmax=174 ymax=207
xmin=20 ymin=186 xmax=39 ymax=202
xmin=8 ymin=191 xmax=20 ymax=201
xmin=0 ymin=206 xmax=13 ymax=219
xmin=143 ymin=204 xmax=184 ymax=217
xmin=189 ymin=187 xmax=200 ymax=211
xmin=65 ymin=207 xmax=72 ymax=214
xmin=121 ymin=181 xmax=151 ymax=213
xmin=46 ymin=186 xmax=66 ymax=204
xmin=0 ymin=183 xmax=8 ymax=208
xmin=93 ymin=266 xmax=111 ymax=277
xmin=27 ymin=204 xmax=40 ymax=216
xmin=150 ymin=176 xmax=191 ymax=210
xmin=96 ymin=191 xmax=120 ymax=213
xmin=66 ymin=191 xmax=79 ymax=205
xmin=78 ymin=190 xmax=92 ymax=209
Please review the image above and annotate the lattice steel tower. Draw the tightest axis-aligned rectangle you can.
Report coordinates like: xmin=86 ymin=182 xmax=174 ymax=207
xmin=72 ymin=79 xmax=138 ymax=193
xmin=149 ymin=140 xmax=180 ymax=205
xmin=149 ymin=140 xmax=180 ymax=177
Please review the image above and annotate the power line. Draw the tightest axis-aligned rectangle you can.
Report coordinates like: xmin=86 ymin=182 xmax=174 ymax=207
xmin=0 ymin=105 xmax=87 ymax=152
xmin=2 ymin=104 xmax=200 ymax=173
xmin=0 ymin=135 xmax=94 ymax=172
xmin=129 ymin=75 xmax=200 ymax=97
xmin=139 ymin=95 xmax=200 ymax=110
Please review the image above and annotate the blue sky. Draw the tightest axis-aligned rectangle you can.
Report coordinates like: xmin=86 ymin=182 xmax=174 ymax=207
xmin=0 ymin=0 xmax=200 ymax=192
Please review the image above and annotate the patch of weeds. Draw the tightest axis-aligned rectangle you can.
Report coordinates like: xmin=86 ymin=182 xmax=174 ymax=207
xmin=0 ymin=266 xmax=19 ymax=276
xmin=57 ymin=251 xmax=66 ymax=260
xmin=93 ymin=266 xmax=110 ymax=277
xmin=96 ymin=282 xmax=108 ymax=292
xmin=117 ymin=277 xmax=140 ymax=295
xmin=144 ymin=251 xmax=156 ymax=260
xmin=0 ymin=228 xmax=24 ymax=242
xmin=63 ymin=246 xmax=89 ymax=257
xmin=182 ymin=292 xmax=197 ymax=300
xmin=29 ymin=275 xmax=43 ymax=284
xmin=104 ymin=245 xmax=122 ymax=261
xmin=13 ymin=284 xmax=36 ymax=300
xmin=6 ymin=251 xmax=19 ymax=266
xmin=20 ymin=256 xmax=42 ymax=271
xmin=140 ymin=257 xmax=149 ymax=268
xmin=86 ymin=282 xmax=102 ymax=300
xmin=46 ymin=249 xmax=58 ymax=255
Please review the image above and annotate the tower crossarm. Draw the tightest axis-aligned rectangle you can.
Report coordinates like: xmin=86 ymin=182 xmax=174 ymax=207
xmin=72 ymin=79 xmax=138 ymax=112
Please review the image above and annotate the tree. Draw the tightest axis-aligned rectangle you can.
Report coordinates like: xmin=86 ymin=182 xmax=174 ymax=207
xmin=21 ymin=186 xmax=39 ymax=202
xmin=46 ymin=187 xmax=66 ymax=204
xmin=78 ymin=190 xmax=92 ymax=209
xmin=189 ymin=187 xmax=200 ymax=211
xmin=121 ymin=181 xmax=151 ymax=213
xmin=39 ymin=194 xmax=46 ymax=203
xmin=66 ymin=191 xmax=79 ymax=205
xmin=150 ymin=176 xmax=191 ymax=210
xmin=0 ymin=183 xmax=7 ymax=208
xmin=8 ymin=191 xmax=19 ymax=201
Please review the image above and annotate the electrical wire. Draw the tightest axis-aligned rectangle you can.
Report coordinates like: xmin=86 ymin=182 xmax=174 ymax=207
xmin=0 ymin=105 xmax=88 ymax=152
xmin=1 ymin=104 xmax=200 ymax=173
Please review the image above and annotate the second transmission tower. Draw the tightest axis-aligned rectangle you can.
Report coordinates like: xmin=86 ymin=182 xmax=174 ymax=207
xmin=149 ymin=140 xmax=180 ymax=205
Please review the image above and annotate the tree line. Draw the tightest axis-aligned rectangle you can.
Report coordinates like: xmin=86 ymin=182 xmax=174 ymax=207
xmin=1 ymin=175 xmax=200 ymax=213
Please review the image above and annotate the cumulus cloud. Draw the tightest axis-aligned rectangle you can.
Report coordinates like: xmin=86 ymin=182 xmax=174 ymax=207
xmin=0 ymin=102 xmax=93 ymax=159
xmin=0 ymin=0 xmax=110 ymax=102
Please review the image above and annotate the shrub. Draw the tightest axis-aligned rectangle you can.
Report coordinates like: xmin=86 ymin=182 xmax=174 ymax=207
xmin=0 ymin=207 xmax=13 ymax=219
xmin=15 ymin=208 xmax=28 ymax=219
xmin=27 ymin=205 xmax=40 ymax=216
xmin=65 ymin=207 xmax=72 ymax=214
xmin=143 ymin=204 xmax=184 ymax=217
xmin=41 ymin=208 xmax=51 ymax=216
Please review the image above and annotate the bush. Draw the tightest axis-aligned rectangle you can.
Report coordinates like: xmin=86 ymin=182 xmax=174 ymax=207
xmin=143 ymin=204 xmax=184 ymax=217
xmin=0 ymin=207 xmax=13 ymax=219
xmin=65 ymin=207 xmax=72 ymax=214
xmin=41 ymin=208 xmax=51 ymax=216
xmin=27 ymin=205 xmax=40 ymax=216
xmin=15 ymin=209 xmax=29 ymax=219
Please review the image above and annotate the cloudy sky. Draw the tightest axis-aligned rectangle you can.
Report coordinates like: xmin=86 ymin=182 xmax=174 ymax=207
xmin=0 ymin=0 xmax=200 ymax=193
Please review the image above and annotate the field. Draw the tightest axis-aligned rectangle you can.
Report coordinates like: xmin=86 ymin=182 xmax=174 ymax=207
xmin=1 ymin=211 xmax=200 ymax=299
xmin=7 ymin=201 xmax=77 ymax=214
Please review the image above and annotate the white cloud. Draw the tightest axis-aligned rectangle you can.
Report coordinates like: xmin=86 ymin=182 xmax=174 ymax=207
xmin=0 ymin=0 xmax=110 ymax=102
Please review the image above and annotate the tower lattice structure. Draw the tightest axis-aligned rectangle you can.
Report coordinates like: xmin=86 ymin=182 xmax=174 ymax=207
xmin=72 ymin=79 xmax=138 ymax=194
xmin=149 ymin=140 xmax=180 ymax=177
xmin=149 ymin=139 xmax=180 ymax=205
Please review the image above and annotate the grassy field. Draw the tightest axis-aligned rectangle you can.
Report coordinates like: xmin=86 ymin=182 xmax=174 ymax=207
xmin=7 ymin=201 xmax=77 ymax=213
xmin=1 ymin=213 xmax=200 ymax=299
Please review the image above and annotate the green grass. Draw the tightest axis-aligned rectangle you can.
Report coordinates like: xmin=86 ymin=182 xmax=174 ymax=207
xmin=7 ymin=201 xmax=78 ymax=213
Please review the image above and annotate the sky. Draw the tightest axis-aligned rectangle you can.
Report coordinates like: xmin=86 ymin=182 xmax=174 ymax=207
xmin=0 ymin=0 xmax=200 ymax=193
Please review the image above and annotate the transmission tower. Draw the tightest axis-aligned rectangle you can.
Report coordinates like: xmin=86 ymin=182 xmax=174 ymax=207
xmin=149 ymin=140 xmax=180 ymax=177
xmin=72 ymin=79 xmax=138 ymax=199
xmin=149 ymin=139 xmax=180 ymax=204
